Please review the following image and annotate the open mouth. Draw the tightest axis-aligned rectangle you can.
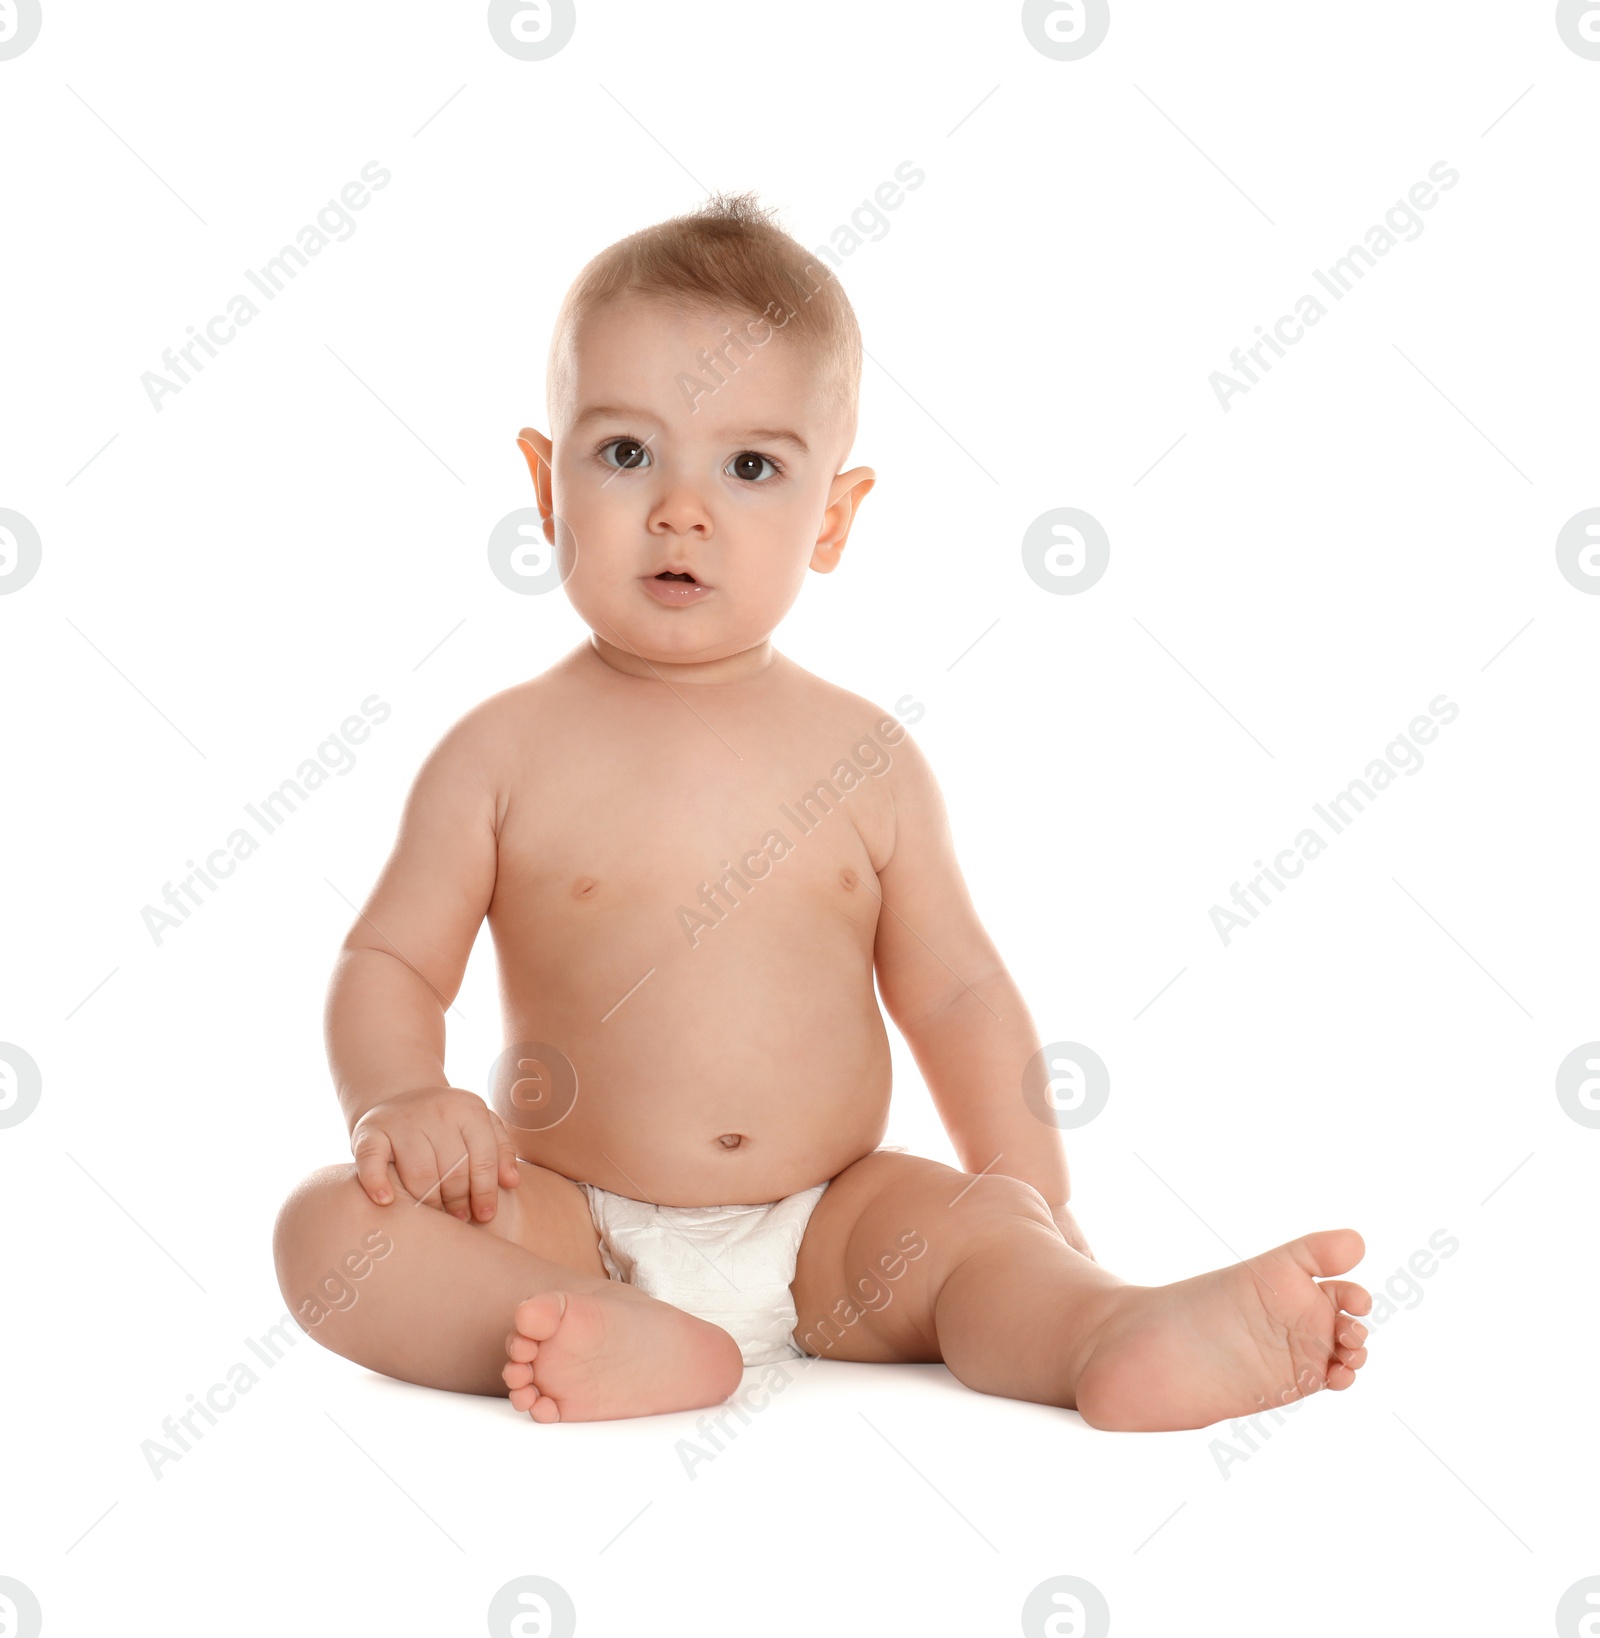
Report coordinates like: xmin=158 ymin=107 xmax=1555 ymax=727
xmin=643 ymin=567 xmax=712 ymax=605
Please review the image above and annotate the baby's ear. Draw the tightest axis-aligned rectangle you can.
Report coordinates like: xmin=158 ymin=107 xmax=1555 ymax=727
xmin=516 ymin=427 xmax=555 ymax=517
xmin=812 ymin=468 xmax=876 ymax=574
xmin=517 ymin=426 xmax=553 ymax=477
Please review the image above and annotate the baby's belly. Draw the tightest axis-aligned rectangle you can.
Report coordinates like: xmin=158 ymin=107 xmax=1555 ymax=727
xmin=489 ymin=937 xmax=892 ymax=1206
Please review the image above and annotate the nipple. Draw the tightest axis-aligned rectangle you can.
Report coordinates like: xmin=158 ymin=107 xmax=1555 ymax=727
xmin=716 ymin=1133 xmax=745 ymax=1150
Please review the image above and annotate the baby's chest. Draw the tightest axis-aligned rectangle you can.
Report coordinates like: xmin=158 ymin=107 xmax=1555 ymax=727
xmin=494 ymin=753 xmax=891 ymax=926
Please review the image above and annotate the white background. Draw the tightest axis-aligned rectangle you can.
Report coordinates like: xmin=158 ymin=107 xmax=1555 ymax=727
xmin=2 ymin=2 xmax=1596 ymax=1634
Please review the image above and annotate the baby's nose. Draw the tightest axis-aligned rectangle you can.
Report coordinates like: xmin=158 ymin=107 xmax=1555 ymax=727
xmin=649 ymin=488 xmax=713 ymax=535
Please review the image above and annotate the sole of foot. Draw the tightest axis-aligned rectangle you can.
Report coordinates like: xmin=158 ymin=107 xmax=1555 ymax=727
xmin=501 ymin=1287 xmax=745 ymax=1424
xmin=1073 ymin=1229 xmax=1371 ymax=1432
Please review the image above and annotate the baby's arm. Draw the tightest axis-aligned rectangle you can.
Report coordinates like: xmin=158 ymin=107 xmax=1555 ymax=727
xmin=325 ymin=710 xmax=520 ymax=1222
xmin=874 ymin=731 xmax=1092 ymax=1257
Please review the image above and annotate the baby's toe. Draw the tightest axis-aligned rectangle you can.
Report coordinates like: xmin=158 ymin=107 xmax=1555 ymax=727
xmin=508 ymin=1383 xmax=541 ymax=1413
xmin=1337 ymin=1317 xmax=1369 ymax=1349
xmin=1325 ymin=1360 xmax=1358 ymax=1391
xmin=527 ymin=1394 xmax=561 ymax=1424
xmin=506 ymin=1331 xmax=540 ymax=1364
xmin=503 ymin=1359 xmax=534 ymax=1390
xmin=1322 ymin=1279 xmax=1371 ymax=1317
xmin=512 ymin=1292 xmax=569 ymax=1343
xmin=1301 ymin=1229 xmax=1365 ymax=1278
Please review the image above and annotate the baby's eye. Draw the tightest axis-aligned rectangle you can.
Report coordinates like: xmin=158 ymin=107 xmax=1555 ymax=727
xmin=726 ymin=450 xmax=781 ymax=483
xmin=598 ymin=438 xmax=651 ymax=471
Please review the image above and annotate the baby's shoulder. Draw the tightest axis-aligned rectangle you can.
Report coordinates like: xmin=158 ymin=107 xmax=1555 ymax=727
xmin=772 ymin=655 xmax=910 ymax=742
xmin=421 ymin=667 xmax=577 ymax=776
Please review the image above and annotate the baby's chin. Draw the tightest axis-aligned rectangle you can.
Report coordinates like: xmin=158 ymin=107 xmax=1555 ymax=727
xmin=575 ymin=602 xmax=776 ymax=673
xmin=568 ymin=584 xmax=792 ymax=672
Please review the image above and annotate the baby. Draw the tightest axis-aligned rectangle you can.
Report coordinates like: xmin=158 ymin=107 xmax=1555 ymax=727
xmin=273 ymin=193 xmax=1371 ymax=1428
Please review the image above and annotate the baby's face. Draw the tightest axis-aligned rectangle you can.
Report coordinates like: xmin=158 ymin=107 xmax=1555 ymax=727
xmin=520 ymin=294 xmax=872 ymax=669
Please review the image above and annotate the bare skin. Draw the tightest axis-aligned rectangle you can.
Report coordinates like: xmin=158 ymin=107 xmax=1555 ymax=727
xmin=273 ymin=290 xmax=1371 ymax=1428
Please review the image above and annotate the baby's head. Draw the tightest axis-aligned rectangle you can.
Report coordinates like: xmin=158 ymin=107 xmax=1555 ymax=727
xmin=518 ymin=192 xmax=875 ymax=674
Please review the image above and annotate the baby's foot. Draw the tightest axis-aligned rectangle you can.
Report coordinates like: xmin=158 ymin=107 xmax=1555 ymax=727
xmin=1072 ymin=1229 xmax=1371 ymax=1432
xmin=501 ymin=1286 xmax=744 ymax=1423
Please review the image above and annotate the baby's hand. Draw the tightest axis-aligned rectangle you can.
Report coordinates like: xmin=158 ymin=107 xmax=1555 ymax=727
xmin=351 ymin=1086 xmax=521 ymax=1222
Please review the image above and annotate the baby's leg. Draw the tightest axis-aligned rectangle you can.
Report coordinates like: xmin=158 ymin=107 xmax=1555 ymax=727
xmin=791 ymin=1151 xmax=1370 ymax=1431
xmin=273 ymin=1160 xmax=743 ymax=1421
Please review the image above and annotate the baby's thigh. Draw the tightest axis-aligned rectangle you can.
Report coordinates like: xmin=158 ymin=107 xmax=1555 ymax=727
xmin=478 ymin=1158 xmax=607 ymax=1282
xmin=790 ymin=1151 xmax=965 ymax=1362
xmin=791 ymin=1150 xmax=1055 ymax=1362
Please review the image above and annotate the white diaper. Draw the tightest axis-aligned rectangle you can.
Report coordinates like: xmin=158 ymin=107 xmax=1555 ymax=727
xmin=580 ymin=1180 xmax=830 ymax=1367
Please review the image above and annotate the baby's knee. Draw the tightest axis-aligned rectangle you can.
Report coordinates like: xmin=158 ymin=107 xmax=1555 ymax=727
xmin=272 ymin=1164 xmax=384 ymax=1301
xmin=952 ymin=1173 xmax=1056 ymax=1237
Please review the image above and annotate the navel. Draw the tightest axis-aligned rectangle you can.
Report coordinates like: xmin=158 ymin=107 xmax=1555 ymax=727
xmin=715 ymin=1133 xmax=746 ymax=1150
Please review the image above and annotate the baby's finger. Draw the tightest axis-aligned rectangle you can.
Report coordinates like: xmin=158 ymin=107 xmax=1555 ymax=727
xmin=392 ymin=1135 xmax=443 ymax=1211
xmin=352 ymin=1128 xmax=396 ymax=1204
xmin=434 ymin=1137 xmax=473 ymax=1221
xmin=490 ymin=1112 xmax=522 ymax=1190
xmin=465 ymin=1116 xmax=505 ymax=1222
